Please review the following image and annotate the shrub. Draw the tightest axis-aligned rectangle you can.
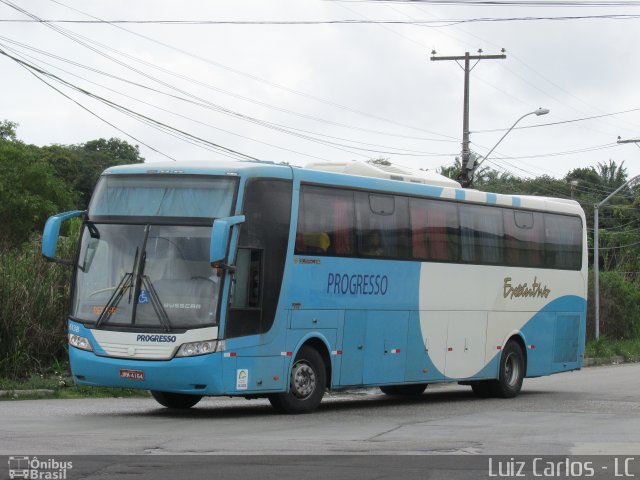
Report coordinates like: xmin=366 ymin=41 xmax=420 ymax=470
xmin=0 ymin=231 xmax=77 ymax=379
xmin=587 ymin=270 xmax=640 ymax=340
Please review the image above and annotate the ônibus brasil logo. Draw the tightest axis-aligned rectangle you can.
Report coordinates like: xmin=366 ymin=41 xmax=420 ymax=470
xmin=8 ymin=456 xmax=72 ymax=479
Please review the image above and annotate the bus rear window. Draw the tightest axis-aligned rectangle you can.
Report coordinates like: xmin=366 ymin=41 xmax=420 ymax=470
xmin=89 ymin=175 xmax=237 ymax=220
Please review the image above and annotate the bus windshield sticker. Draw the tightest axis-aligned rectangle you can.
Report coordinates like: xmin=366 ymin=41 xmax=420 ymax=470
xmin=138 ymin=290 xmax=149 ymax=304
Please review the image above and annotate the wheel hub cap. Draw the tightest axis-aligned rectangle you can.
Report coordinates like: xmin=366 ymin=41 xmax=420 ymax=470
xmin=291 ymin=361 xmax=316 ymax=399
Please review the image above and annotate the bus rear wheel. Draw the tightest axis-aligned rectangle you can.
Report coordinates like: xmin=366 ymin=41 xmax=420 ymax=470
xmin=380 ymin=384 xmax=428 ymax=396
xmin=151 ymin=390 xmax=203 ymax=409
xmin=268 ymin=346 xmax=326 ymax=414
xmin=491 ymin=340 xmax=525 ymax=398
xmin=469 ymin=341 xmax=525 ymax=399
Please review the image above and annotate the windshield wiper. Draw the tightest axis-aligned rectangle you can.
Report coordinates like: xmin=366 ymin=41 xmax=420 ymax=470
xmin=131 ymin=225 xmax=172 ymax=332
xmin=95 ymin=244 xmax=139 ymax=328
xmin=140 ymin=275 xmax=172 ymax=333
xmin=95 ymin=272 xmax=133 ymax=329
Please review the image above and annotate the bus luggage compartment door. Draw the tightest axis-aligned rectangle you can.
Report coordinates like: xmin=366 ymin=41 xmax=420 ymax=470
xmin=340 ymin=310 xmax=409 ymax=386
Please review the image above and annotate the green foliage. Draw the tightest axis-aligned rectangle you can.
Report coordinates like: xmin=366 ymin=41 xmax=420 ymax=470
xmin=0 ymin=232 xmax=77 ymax=379
xmin=587 ymin=270 xmax=640 ymax=340
xmin=42 ymin=137 xmax=144 ymax=210
xmin=0 ymin=124 xmax=145 ymax=249
xmin=585 ymin=337 xmax=640 ymax=361
xmin=0 ymin=123 xmax=144 ymax=379
xmin=0 ymin=139 xmax=74 ymax=247
xmin=0 ymin=119 xmax=18 ymax=141
xmin=0 ymin=362 xmax=150 ymax=399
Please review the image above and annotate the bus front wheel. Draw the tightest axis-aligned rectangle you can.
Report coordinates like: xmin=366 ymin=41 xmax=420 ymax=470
xmin=151 ymin=390 xmax=203 ymax=409
xmin=269 ymin=346 xmax=326 ymax=414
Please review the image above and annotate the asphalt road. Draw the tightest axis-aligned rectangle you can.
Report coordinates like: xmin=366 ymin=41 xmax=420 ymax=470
xmin=1 ymin=363 xmax=639 ymax=457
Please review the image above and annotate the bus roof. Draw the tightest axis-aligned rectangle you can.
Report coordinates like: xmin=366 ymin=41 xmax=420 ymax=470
xmin=103 ymin=160 xmax=294 ymax=178
xmin=103 ymin=160 xmax=583 ymax=217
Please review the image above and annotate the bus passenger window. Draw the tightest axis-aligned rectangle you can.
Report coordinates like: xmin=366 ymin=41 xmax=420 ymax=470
xmin=356 ymin=193 xmax=409 ymax=259
xmin=409 ymin=198 xmax=459 ymax=262
xmin=460 ymin=204 xmax=504 ymax=265
xmin=362 ymin=230 xmax=384 ymax=256
xmin=296 ymin=186 xmax=355 ymax=256
xmin=503 ymin=210 xmax=545 ymax=268
xmin=544 ymin=214 xmax=582 ymax=270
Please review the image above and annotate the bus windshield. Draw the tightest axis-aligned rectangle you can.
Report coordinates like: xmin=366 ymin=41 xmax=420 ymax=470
xmin=89 ymin=174 xmax=237 ymax=221
xmin=73 ymin=224 xmax=220 ymax=329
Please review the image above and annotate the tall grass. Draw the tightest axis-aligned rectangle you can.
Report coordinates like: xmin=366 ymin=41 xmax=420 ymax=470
xmin=0 ymin=233 xmax=76 ymax=379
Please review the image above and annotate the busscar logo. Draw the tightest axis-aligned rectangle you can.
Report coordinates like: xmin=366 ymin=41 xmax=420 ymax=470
xmin=8 ymin=456 xmax=73 ymax=479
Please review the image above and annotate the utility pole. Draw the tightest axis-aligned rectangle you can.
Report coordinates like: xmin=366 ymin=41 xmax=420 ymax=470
xmin=431 ymin=49 xmax=506 ymax=187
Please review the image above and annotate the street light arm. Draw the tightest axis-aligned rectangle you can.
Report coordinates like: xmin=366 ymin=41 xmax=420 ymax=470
xmin=472 ymin=108 xmax=550 ymax=177
xmin=596 ymin=174 xmax=640 ymax=208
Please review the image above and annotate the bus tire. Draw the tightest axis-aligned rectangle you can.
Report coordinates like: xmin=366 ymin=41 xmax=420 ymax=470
xmin=151 ymin=390 xmax=203 ymax=409
xmin=470 ymin=381 xmax=493 ymax=398
xmin=268 ymin=346 xmax=326 ymax=414
xmin=380 ymin=384 xmax=428 ymax=396
xmin=490 ymin=340 xmax=525 ymax=398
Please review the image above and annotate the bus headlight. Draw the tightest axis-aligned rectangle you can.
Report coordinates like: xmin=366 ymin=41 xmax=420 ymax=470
xmin=175 ymin=340 xmax=223 ymax=357
xmin=69 ymin=333 xmax=93 ymax=352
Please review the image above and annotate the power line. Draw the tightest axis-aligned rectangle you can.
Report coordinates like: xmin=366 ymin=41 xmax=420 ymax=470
xmin=482 ymin=143 xmax=619 ymax=160
xmin=473 ymin=107 xmax=640 ymax=133
xmin=0 ymin=47 xmax=261 ymax=162
xmin=44 ymin=0 xmax=459 ymax=141
xmin=1 ymin=4 xmax=465 ymax=149
xmin=589 ymin=240 xmax=640 ymax=250
xmin=2 ymin=37 xmax=460 ymax=163
xmin=328 ymin=0 xmax=640 ymax=6
xmin=5 ymin=51 xmax=176 ymax=161
xmin=6 ymin=45 xmax=342 ymax=163
xmin=2 ymin=14 xmax=640 ymax=24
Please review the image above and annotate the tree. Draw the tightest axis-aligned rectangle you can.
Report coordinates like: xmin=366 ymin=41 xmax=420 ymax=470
xmin=0 ymin=120 xmax=18 ymax=141
xmin=594 ymin=159 xmax=627 ymax=190
xmin=0 ymin=139 xmax=73 ymax=247
xmin=42 ymin=137 xmax=145 ymax=210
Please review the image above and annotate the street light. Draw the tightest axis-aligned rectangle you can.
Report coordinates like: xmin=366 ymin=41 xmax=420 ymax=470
xmin=593 ymin=137 xmax=640 ymax=339
xmin=465 ymin=107 xmax=550 ymax=187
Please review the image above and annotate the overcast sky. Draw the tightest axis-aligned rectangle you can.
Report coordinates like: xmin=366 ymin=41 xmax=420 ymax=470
xmin=2 ymin=0 xmax=640 ymax=186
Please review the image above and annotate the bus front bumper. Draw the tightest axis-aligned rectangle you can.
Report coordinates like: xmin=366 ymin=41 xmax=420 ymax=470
xmin=69 ymin=347 xmax=225 ymax=395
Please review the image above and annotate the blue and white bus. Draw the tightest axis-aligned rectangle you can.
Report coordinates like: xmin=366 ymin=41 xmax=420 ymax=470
xmin=42 ymin=160 xmax=587 ymax=413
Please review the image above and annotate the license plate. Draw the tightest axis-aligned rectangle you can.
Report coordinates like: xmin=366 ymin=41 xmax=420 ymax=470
xmin=120 ymin=369 xmax=145 ymax=381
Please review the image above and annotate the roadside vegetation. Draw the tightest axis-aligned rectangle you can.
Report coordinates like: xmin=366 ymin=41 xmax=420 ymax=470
xmin=0 ymin=120 xmax=143 ymax=385
xmin=1 ymin=122 xmax=639 ymax=392
xmin=0 ymin=360 xmax=149 ymax=400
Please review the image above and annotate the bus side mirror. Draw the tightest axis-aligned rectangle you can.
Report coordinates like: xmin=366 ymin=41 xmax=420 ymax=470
xmin=42 ymin=210 xmax=85 ymax=264
xmin=210 ymin=215 xmax=245 ymax=266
